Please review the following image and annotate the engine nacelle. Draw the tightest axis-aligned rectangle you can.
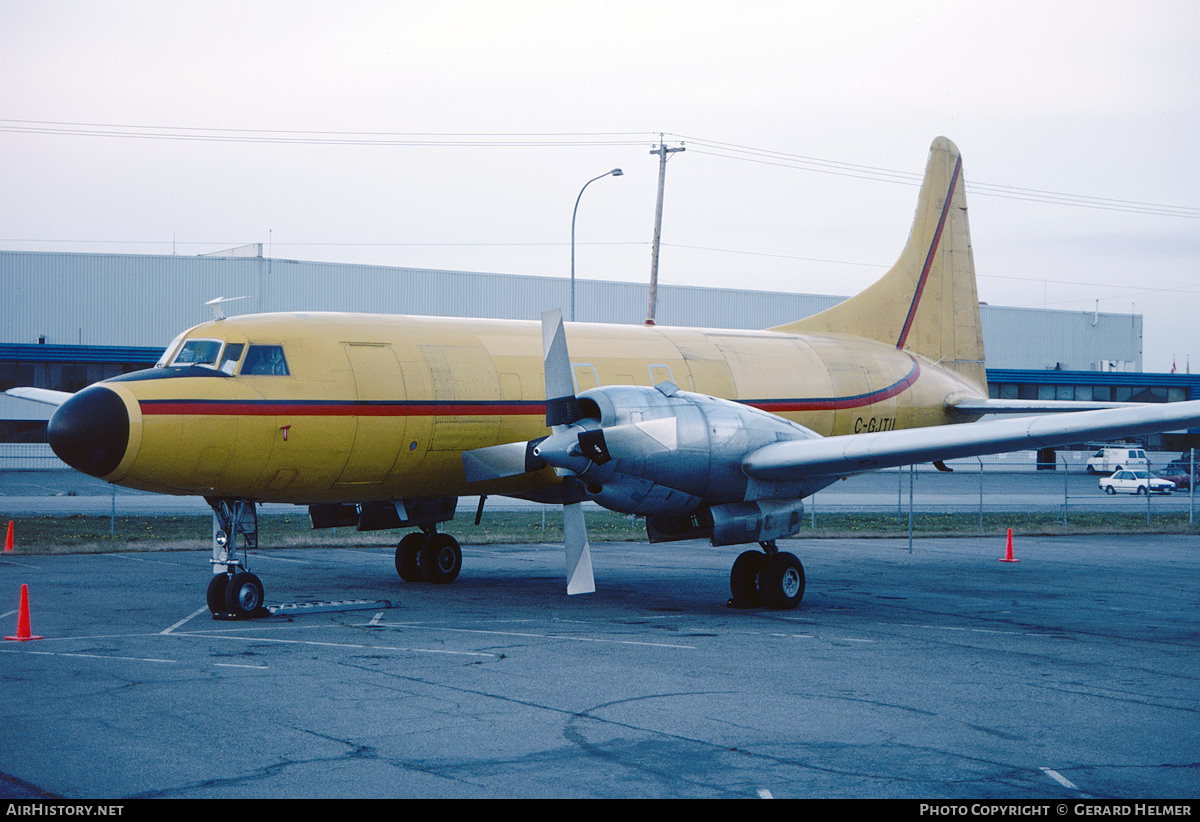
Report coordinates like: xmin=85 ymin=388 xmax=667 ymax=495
xmin=645 ymin=499 xmax=807 ymax=545
xmin=532 ymin=382 xmax=820 ymax=516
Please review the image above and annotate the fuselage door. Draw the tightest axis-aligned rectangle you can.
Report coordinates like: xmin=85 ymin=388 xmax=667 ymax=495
xmin=337 ymin=343 xmax=406 ymax=485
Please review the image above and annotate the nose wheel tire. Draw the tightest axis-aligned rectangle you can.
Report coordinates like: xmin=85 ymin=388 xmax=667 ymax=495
xmin=206 ymin=573 xmax=229 ymax=614
xmin=223 ymin=572 xmax=266 ymax=619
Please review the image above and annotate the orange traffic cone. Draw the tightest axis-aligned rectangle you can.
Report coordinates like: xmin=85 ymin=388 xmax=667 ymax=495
xmin=1000 ymin=528 xmax=1019 ymax=563
xmin=4 ymin=521 xmax=12 ymax=552
xmin=6 ymin=584 xmax=43 ymax=641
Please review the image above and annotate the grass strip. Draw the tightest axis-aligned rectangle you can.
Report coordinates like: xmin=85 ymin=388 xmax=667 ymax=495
xmin=3 ymin=510 xmax=1198 ymax=555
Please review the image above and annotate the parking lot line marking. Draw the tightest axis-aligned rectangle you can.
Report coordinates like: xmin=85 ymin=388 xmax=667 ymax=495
xmin=176 ymin=630 xmax=498 ymax=657
xmin=0 ymin=648 xmax=176 ymax=664
xmin=373 ymin=621 xmax=696 ymax=649
xmin=1040 ymin=767 xmax=1083 ymax=792
xmin=237 ymin=553 xmax=313 ymax=564
xmin=162 ymin=606 xmax=209 ymax=635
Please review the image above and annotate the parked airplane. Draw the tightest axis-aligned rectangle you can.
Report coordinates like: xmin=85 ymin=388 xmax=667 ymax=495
xmin=12 ymin=137 xmax=1200 ymax=618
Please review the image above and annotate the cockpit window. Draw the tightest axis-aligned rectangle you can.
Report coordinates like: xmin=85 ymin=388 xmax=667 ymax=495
xmin=218 ymin=343 xmax=245 ymax=375
xmin=156 ymin=331 xmax=188 ymax=367
xmin=170 ymin=339 xmax=223 ymax=368
xmin=242 ymin=345 xmax=290 ymax=376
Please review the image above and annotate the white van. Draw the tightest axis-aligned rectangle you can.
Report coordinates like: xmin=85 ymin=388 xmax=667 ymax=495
xmin=1086 ymin=446 xmax=1149 ymax=474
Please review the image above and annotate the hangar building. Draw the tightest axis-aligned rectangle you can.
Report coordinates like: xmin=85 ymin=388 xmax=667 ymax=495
xmin=3 ymin=248 xmax=1195 ymax=451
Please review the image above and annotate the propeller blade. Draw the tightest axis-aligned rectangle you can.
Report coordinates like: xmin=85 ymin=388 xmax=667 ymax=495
xmin=541 ymin=309 xmax=596 ymax=596
xmin=542 ymin=308 xmax=582 ymax=428
xmin=563 ymin=502 xmax=595 ymax=595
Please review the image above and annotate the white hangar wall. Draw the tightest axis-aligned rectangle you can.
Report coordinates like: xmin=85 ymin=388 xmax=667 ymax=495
xmin=2 ymin=250 xmax=1142 ymax=371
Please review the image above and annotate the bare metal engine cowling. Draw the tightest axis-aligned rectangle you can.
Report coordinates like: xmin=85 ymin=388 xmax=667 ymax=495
xmin=533 ymin=383 xmax=821 ymax=531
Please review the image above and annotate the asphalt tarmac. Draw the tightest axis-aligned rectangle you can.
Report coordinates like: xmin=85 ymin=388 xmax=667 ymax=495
xmin=1 ymin=531 xmax=1196 ymax=799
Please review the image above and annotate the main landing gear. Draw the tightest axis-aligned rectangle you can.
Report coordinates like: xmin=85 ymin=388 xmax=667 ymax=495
xmin=728 ymin=540 xmax=805 ymax=610
xmin=206 ymin=498 xmax=269 ymax=620
xmin=395 ymin=530 xmax=462 ymax=584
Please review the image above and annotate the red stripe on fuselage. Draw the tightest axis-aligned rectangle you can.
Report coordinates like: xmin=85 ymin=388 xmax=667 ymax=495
xmin=138 ymin=357 xmax=920 ymax=418
xmin=139 ymin=401 xmax=543 ymax=417
xmin=749 ymin=356 xmax=920 ymax=412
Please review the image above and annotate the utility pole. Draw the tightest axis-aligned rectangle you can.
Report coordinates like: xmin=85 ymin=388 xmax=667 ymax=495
xmin=646 ymin=135 xmax=684 ymax=325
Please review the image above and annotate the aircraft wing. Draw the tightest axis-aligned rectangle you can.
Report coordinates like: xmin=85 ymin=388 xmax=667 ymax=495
xmin=744 ymin=400 xmax=1200 ymax=482
xmin=950 ymin=397 xmax=1151 ymax=415
xmin=4 ymin=387 xmax=74 ymax=406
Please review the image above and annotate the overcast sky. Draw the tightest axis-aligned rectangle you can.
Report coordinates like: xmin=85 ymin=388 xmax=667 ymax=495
xmin=2 ymin=0 xmax=1197 ymax=371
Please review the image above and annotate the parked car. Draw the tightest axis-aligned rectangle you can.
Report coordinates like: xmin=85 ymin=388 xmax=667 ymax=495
xmin=1086 ymin=447 xmax=1149 ymax=474
xmin=1159 ymin=458 xmax=1199 ymax=490
xmin=1098 ymin=470 xmax=1175 ymax=495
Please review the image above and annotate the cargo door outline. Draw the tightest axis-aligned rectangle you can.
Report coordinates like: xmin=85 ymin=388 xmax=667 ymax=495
xmin=338 ymin=343 xmax=406 ymax=485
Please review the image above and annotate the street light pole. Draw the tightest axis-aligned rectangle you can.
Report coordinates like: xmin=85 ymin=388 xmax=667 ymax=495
xmin=571 ymin=168 xmax=623 ymax=322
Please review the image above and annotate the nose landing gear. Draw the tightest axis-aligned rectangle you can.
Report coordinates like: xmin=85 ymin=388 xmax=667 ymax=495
xmin=206 ymin=498 xmax=270 ymax=620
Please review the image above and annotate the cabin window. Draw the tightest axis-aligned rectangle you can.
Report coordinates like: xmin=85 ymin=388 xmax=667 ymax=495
xmin=242 ymin=345 xmax=290 ymax=376
xmin=170 ymin=339 xmax=223 ymax=368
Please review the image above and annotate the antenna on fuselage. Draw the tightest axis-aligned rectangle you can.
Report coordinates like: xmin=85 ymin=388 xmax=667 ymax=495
xmin=205 ymin=296 xmax=250 ymax=321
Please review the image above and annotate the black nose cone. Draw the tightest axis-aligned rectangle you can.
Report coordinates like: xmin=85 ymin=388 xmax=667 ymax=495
xmin=48 ymin=386 xmax=130 ymax=478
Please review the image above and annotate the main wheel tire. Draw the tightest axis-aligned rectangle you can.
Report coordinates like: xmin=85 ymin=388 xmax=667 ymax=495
xmin=759 ymin=552 xmax=805 ymax=610
xmin=224 ymin=571 xmax=265 ymax=618
xmin=419 ymin=534 xmax=462 ymax=584
xmin=1137 ymin=486 xmax=1147 ymax=495
xmin=729 ymin=550 xmax=765 ymax=607
xmin=395 ymin=533 xmax=425 ymax=582
xmin=206 ymin=573 xmax=229 ymax=614
xmin=1105 ymin=486 xmax=1116 ymax=495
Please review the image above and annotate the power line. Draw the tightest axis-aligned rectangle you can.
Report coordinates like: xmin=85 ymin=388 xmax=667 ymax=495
xmin=0 ymin=118 xmax=652 ymax=147
xmin=674 ymin=135 xmax=1199 ymax=219
xmin=2 ymin=118 xmax=1196 ymax=218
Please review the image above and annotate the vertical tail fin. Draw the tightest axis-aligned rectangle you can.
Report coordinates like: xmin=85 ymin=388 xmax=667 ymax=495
xmin=772 ymin=137 xmax=986 ymax=392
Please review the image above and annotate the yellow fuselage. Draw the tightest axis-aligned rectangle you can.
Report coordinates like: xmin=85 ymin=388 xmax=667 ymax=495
xmin=97 ymin=312 xmax=984 ymax=503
